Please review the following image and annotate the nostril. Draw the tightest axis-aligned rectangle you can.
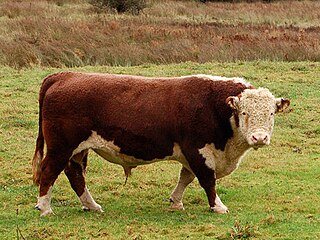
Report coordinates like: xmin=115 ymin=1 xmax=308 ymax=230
xmin=251 ymin=133 xmax=269 ymax=145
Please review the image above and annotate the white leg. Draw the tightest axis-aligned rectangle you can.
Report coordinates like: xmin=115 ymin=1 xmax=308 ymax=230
xmin=35 ymin=186 xmax=54 ymax=216
xmin=79 ymin=187 xmax=103 ymax=212
xmin=211 ymin=194 xmax=229 ymax=214
xmin=170 ymin=167 xmax=195 ymax=210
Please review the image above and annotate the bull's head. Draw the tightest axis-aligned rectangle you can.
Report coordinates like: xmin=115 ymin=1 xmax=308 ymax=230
xmin=226 ymin=88 xmax=290 ymax=149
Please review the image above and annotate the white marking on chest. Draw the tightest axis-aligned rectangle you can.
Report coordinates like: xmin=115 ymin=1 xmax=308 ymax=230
xmin=72 ymin=131 xmax=188 ymax=168
xmin=198 ymin=117 xmax=251 ymax=178
xmin=199 ymin=143 xmax=250 ymax=179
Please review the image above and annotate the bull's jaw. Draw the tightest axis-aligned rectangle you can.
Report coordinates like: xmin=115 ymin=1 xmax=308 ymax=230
xmin=250 ymin=140 xmax=269 ymax=150
xmin=252 ymin=144 xmax=265 ymax=151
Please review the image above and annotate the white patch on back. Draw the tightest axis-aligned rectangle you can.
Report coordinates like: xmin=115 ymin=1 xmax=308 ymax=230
xmin=72 ymin=131 xmax=189 ymax=169
xmin=192 ymin=74 xmax=252 ymax=88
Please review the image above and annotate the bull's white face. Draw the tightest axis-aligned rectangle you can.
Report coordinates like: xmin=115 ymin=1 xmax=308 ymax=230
xmin=227 ymin=88 xmax=290 ymax=149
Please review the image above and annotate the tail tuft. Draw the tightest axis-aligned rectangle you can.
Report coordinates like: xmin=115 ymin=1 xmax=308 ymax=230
xmin=32 ymin=138 xmax=44 ymax=186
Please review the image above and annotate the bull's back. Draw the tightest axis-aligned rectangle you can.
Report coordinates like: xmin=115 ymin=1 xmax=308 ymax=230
xmin=43 ymin=72 xmax=183 ymax=130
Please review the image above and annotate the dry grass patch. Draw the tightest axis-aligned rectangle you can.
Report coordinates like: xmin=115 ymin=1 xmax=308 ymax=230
xmin=0 ymin=0 xmax=319 ymax=68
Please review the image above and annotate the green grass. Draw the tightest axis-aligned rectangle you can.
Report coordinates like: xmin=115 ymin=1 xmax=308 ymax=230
xmin=0 ymin=61 xmax=319 ymax=239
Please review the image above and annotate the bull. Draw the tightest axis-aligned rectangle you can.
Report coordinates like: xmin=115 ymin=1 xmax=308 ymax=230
xmin=32 ymin=72 xmax=290 ymax=216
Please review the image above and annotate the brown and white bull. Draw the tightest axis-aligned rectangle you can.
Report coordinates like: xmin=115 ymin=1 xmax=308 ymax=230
xmin=32 ymin=72 xmax=290 ymax=216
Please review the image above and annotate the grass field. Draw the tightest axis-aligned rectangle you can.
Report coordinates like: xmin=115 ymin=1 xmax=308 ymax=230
xmin=0 ymin=61 xmax=319 ymax=239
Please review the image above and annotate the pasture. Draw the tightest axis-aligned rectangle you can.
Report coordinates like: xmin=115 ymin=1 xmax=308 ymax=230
xmin=0 ymin=61 xmax=319 ymax=239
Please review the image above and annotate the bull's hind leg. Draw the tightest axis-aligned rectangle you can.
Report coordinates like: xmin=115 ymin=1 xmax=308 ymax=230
xmin=36 ymin=152 xmax=70 ymax=216
xmin=170 ymin=166 xmax=195 ymax=210
xmin=64 ymin=151 xmax=103 ymax=212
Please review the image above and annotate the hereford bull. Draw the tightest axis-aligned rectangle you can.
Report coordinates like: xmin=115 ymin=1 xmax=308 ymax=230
xmin=32 ymin=72 xmax=290 ymax=216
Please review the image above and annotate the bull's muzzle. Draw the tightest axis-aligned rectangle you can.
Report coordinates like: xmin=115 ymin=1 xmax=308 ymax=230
xmin=250 ymin=132 xmax=269 ymax=148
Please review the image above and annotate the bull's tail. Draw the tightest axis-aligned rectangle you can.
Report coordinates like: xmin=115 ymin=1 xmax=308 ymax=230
xmin=32 ymin=122 xmax=44 ymax=186
xmin=32 ymin=72 xmax=68 ymax=185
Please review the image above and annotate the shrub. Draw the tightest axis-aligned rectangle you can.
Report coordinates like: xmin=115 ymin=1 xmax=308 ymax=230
xmin=90 ymin=0 xmax=146 ymax=14
xmin=198 ymin=0 xmax=273 ymax=2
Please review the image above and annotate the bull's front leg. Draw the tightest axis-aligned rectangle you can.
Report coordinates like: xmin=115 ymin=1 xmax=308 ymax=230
xmin=198 ymin=170 xmax=229 ymax=214
xmin=196 ymin=169 xmax=227 ymax=213
xmin=182 ymin=145 xmax=229 ymax=214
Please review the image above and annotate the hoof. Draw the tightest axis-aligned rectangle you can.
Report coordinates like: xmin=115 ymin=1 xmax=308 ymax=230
xmin=40 ymin=209 xmax=54 ymax=217
xmin=35 ymin=204 xmax=54 ymax=216
xmin=169 ymin=198 xmax=185 ymax=210
xmin=210 ymin=206 xmax=229 ymax=214
xmin=82 ymin=205 xmax=104 ymax=213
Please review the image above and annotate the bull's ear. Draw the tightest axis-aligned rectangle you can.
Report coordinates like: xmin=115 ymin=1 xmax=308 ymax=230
xmin=275 ymin=98 xmax=290 ymax=113
xmin=226 ymin=96 xmax=239 ymax=110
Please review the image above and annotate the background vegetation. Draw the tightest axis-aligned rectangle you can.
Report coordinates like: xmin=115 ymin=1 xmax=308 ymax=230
xmin=89 ymin=0 xmax=147 ymax=14
xmin=0 ymin=0 xmax=319 ymax=68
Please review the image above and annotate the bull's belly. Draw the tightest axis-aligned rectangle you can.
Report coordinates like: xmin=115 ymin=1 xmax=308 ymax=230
xmin=93 ymin=148 xmax=173 ymax=167
xmin=72 ymin=131 xmax=188 ymax=169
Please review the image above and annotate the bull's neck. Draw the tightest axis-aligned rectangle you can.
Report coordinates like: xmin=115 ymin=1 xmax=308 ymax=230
xmin=227 ymin=115 xmax=251 ymax=157
xmin=225 ymin=134 xmax=251 ymax=162
xmin=219 ymin=116 xmax=252 ymax=177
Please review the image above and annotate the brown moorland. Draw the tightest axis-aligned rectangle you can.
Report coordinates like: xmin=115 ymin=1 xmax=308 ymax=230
xmin=0 ymin=0 xmax=319 ymax=68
